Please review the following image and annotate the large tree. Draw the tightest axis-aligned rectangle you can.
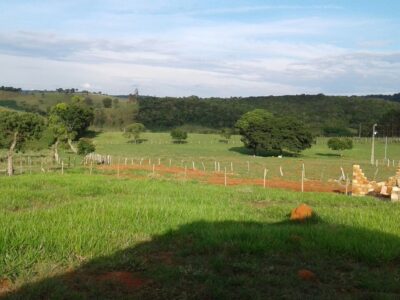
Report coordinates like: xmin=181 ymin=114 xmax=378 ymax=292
xmin=123 ymin=122 xmax=145 ymax=143
xmin=0 ymin=111 xmax=44 ymax=176
xmin=49 ymin=98 xmax=94 ymax=154
xmin=235 ymin=109 xmax=313 ymax=155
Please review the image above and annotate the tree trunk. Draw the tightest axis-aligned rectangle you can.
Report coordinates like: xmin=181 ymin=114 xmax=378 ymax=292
xmin=53 ymin=139 xmax=60 ymax=163
xmin=68 ymin=138 xmax=78 ymax=153
xmin=7 ymin=132 xmax=18 ymax=176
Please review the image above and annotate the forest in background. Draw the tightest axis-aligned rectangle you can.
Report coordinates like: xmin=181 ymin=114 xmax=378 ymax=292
xmin=1 ymin=88 xmax=400 ymax=136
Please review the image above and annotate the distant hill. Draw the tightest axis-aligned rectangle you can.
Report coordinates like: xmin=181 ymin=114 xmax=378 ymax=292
xmin=0 ymin=90 xmax=138 ymax=128
xmin=1 ymin=90 xmax=399 ymax=136
xmin=136 ymin=94 xmax=400 ymax=136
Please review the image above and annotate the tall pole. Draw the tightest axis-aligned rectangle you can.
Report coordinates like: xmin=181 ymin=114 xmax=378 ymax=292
xmin=370 ymin=124 xmax=377 ymax=165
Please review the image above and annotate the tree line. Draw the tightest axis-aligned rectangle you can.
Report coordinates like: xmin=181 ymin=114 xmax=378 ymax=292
xmin=136 ymin=94 xmax=400 ymax=136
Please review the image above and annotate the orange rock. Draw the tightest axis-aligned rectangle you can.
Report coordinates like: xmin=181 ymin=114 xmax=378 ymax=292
xmin=298 ymin=269 xmax=316 ymax=281
xmin=290 ymin=204 xmax=313 ymax=221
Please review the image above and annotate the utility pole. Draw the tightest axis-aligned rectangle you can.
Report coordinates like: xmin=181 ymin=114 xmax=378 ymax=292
xmin=370 ymin=124 xmax=377 ymax=165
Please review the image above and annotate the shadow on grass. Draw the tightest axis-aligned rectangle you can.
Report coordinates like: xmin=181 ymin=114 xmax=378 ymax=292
xmin=229 ymin=146 xmax=298 ymax=158
xmin=127 ymin=139 xmax=148 ymax=144
xmin=3 ymin=219 xmax=400 ymax=299
xmin=316 ymin=153 xmax=341 ymax=157
xmin=81 ymin=130 xmax=102 ymax=139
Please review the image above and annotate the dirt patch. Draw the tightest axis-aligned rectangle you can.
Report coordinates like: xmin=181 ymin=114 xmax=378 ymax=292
xmin=96 ymin=164 xmax=344 ymax=194
xmin=0 ymin=278 xmax=12 ymax=295
xmin=97 ymin=271 xmax=149 ymax=290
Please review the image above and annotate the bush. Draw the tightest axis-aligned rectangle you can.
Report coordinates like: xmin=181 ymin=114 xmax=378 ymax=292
xmin=170 ymin=129 xmax=188 ymax=143
xmin=77 ymin=138 xmax=95 ymax=155
xmin=327 ymin=137 xmax=353 ymax=156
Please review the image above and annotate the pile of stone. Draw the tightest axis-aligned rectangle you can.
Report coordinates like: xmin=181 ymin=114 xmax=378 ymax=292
xmin=352 ymin=164 xmax=400 ymax=202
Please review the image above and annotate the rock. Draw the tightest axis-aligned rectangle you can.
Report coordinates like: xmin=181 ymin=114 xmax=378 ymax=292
xmin=290 ymin=204 xmax=313 ymax=221
xmin=391 ymin=187 xmax=400 ymax=202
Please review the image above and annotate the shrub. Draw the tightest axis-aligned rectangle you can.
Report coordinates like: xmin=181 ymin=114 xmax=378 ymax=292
xmin=327 ymin=137 xmax=353 ymax=156
xmin=77 ymin=138 xmax=95 ymax=155
xmin=171 ymin=129 xmax=188 ymax=143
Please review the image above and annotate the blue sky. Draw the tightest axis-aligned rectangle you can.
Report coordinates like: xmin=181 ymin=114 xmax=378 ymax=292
xmin=0 ymin=0 xmax=399 ymax=96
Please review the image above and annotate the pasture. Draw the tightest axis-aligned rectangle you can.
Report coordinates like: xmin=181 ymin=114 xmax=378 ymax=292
xmin=1 ymin=132 xmax=400 ymax=298
xmin=2 ymin=132 xmax=399 ymax=191
xmin=1 ymin=174 xmax=400 ymax=299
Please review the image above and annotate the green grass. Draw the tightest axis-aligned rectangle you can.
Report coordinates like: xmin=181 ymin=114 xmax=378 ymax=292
xmin=91 ymin=132 xmax=400 ymax=182
xmin=1 ymin=174 xmax=400 ymax=299
xmin=1 ymin=132 xmax=399 ymax=185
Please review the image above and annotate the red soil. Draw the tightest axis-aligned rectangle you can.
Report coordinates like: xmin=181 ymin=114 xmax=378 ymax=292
xmin=97 ymin=271 xmax=148 ymax=289
xmin=97 ymin=164 xmax=343 ymax=194
xmin=0 ymin=278 xmax=11 ymax=294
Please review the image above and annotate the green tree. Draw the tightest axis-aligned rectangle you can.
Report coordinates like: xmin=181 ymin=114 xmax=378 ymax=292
xmin=170 ymin=128 xmax=188 ymax=143
xmin=123 ymin=123 xmax=145 ymax=143
xmin=236 ymin=109 xmax=313 ymax=155
xmin=327 ymin=137 xmax=353 ymax=156
xmin=102 ymin=98 xmax=112 ymax=108
xmin=235 ymin=109 xmax=275 ymax=155
xmin=49 ymin=101 xmax=94 ymax=154
xmin=77 ymin=138 xmax=96 ymax=155
xmin=0 ymin=111 xmax=44 ymax=175
xmin=219 ymin=128 xmax=232 ymax=142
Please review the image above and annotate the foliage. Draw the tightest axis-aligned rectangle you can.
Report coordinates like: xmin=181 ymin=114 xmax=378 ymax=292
xmin=136 ymin=95 xmax=400 ymax=135
xmin=327 ymin=137 xmax=353 ymax=154
xmin=323 ymin=126 xmax=354 ymax=137
xmin=123 ymin=122 xmax=145 ymax=142
xmin=379 ymin=109 xmax=400 ymax=137
xmin=102 ymin=97 xmax=112 ymax=108
xmin=77 ymin=138 xmax=96 ymax=155
xmin=170 ymin=128 xmax=188 ymax=143
xmin=219 ymin=128 xmax=232 ymax=141
xmin=3 ymin=91 xmax=400 ymax=135
xmin=0 ymin=111 xmax=44 ymax=151
xmin=236 ymin=109 xmax=313 ymax=155
xmin=0 ymin=85 xmax=21 ymax=92
xmin=49 ymin=100 xmax=94 ymax=141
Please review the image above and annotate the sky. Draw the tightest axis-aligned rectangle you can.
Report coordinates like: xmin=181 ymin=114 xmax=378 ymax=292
xmin=0 ymin=0 xmax=399 ymax=96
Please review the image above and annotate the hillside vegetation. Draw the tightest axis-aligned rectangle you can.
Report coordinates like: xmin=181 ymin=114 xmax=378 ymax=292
xmin=1 ymin=90 xmax=400 ymax=136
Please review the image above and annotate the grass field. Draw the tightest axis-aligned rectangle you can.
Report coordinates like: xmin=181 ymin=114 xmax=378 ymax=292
xmin=1 ymin=174 xmax=400 ymax=299
xmin=92 ymin=132 xmax=400 ymax=184
xmin=2 ymin=132 xmax=400 ymax=190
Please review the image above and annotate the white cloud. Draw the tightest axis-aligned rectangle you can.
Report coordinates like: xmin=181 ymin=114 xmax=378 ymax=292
xmin=0 ymin=13 xmax=398 ymax=96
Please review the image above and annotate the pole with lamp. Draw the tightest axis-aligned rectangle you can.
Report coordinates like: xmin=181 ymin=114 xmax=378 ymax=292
xmin=370 ymin=123 xmax=378 ymax=165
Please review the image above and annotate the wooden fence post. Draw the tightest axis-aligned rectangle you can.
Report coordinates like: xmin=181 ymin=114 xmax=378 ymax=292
xmin=224 ymin=167 xmax=227 ymax=186
xmin=263 ymin=168 xmax=268 ymax=188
